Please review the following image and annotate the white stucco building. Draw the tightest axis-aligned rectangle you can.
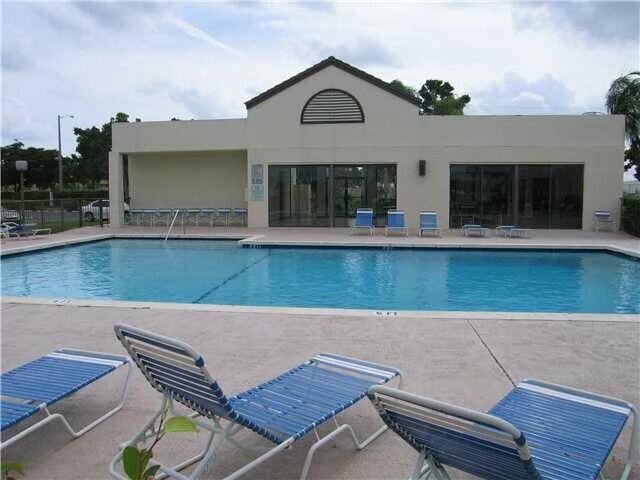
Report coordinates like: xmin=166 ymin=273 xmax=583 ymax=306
xmin=109 ymin=56 xmax=625 ymax=230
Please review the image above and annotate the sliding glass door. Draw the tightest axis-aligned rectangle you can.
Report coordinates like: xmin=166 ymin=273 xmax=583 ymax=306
xmin=268 ymin=164 xmax=397 ymax=227
xmin=451 ymin=164 xmax=583 ymax=229
xmin=268 ymin=165 xmax=330 ymax=226
xmin=518 ymin=165 xmax=551 ymax=228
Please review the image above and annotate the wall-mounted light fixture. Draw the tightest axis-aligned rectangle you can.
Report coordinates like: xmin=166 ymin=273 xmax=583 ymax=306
xmin=418 ymin=160 xmax=427 ymax=177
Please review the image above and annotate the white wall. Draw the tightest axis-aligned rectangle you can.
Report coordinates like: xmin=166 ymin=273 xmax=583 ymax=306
xmin=110 ymin=64 xmax=625 ymax=230
xmin=128 ymin=151 xmax=247 ymax=209
xmin=245 ymin=65 xmax=624 ymax=229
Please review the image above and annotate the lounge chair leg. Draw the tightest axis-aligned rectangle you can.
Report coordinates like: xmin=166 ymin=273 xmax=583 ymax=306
xmin=299 ymin=417 xmax=392 ymax=480
xmin=619 ymin=404 xmax=639 ymax=480
xmin=425 ymin=454 xmax=450 ymax=480
xmin=409 ymin=450 xmax=431 ymax=480
xmin=2 ymin=362 xmax=131 ymax=451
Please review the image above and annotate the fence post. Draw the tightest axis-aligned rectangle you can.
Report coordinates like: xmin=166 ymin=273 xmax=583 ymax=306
xmin=79 ymin=199 xmax=83 ymax=228
xmin=99 ymin=201 xmax=103 ymax=228
xmin=60 ymin=198 xmax=64 ymax=232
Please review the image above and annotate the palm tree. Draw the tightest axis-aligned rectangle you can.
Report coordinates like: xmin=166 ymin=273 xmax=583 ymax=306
xmin=606 ymin=72 xmax=640 ymax=179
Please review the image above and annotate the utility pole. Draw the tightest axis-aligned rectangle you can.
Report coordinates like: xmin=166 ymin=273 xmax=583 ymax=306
xmin=57 ymin=114 xmax=74 ymax=191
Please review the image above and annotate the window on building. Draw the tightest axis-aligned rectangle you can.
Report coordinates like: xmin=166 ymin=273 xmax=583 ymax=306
xmin=300 ymin=89 xmax=364 ymax=124
xmin=450 ymin=164 xmax=584 ymax=229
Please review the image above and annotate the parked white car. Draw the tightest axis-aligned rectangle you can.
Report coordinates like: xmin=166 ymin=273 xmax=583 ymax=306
xmin=0 ymin=206 xmax=20 ymax=222
xmin=81 ymin=200 xmax=129 ymax=221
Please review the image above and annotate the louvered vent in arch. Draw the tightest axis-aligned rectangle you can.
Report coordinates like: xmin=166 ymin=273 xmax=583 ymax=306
xmin=301 ymin=89 xmax=364 ymax=124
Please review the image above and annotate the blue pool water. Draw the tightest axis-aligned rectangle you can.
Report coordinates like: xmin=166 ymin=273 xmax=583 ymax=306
xmin=1 ymin=239 xmax=638 ymax=313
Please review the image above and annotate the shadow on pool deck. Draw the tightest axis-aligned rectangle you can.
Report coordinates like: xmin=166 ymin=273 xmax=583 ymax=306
xmin=1 ymin=302 xmax=638 ymax=479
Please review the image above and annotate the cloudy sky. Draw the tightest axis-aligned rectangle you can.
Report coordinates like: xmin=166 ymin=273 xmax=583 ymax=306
xmin=2 ymin=1 xmax=639 ymax=177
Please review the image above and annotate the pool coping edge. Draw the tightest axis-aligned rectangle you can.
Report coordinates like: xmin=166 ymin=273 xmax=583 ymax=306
xmin=2 ymin=296 xmax=638 ymax=323
xmin=1 ymin=232 xmax=638 ymax=259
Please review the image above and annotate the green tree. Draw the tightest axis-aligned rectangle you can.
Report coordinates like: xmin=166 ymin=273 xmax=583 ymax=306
xmin=418 ymin=79 xmax=471 ymax=115
xmin=73 ymin=112 xmax=129 ymax=188
xmin=606 ymin=71 xmax=640 ymax=180
xmin=389 ymin=79 xmax=418 ymax=99
xmin=0 ymin=142 xmax=63 ymax=190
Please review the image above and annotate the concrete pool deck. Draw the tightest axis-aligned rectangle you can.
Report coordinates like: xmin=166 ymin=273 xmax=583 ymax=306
xmin=1 ymin=302 xmax=638 ymax=479
xmin=1 ymin=226 xmax=639 ymax=478
xmin=1 ymin=225 xmax=639 ymax=257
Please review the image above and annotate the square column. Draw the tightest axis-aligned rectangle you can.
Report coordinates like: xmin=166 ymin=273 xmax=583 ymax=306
xmin=108 ymin=151 xmax=124 ymax=227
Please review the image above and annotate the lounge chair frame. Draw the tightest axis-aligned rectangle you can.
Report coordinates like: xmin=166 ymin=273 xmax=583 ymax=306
xmin=369 ymin=380 xmax=638 ymax=480
xmin=595 ymin=210 xmax=614 ymax=232
xmin=1 ymin=349 xmax=131 ymax=450
xmin=462 ymin=224 xmax=488 ymax=237
xmin=495 ymin=225 xmax=534 ymax=238
xmin=110 ymin=324 xmax=403 ymax=480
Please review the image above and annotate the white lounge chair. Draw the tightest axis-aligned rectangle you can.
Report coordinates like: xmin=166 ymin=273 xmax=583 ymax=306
xmin=462 ymin=224 xmax=489 ymax=237
xmin=595 ymin=210 xmax=614 ymax=231
xmin=496 ymin=225 xmax=534 ymax=238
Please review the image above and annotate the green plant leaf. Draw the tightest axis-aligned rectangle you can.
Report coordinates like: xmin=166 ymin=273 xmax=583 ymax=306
xmin=0 ymin=462 xmax=23 ymax=476
xmin=164 ymin=416 xmax=198 ymax=433
xmin=123 ymin=446 xmax=143 ymax=480
xmin=142 ymin=464 xmax=161 ymax=480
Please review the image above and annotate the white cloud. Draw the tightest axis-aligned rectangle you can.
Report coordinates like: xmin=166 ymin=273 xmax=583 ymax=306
xmin=169 ymin=18 xmax=242 ymax=56
xmin=468 ymin=72 xmax=581 ymax=115
xmin=1 ymin=0 xmax=637 ymax=158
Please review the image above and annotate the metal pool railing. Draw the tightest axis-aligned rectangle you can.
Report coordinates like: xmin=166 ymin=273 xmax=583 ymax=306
xmin=1 ymin=198 xmax=108 ymax=233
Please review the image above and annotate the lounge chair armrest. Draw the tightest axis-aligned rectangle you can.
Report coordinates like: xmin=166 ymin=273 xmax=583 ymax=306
xmin=368 ymin=385 xmax=525 ymax=444
xmin=521 ymin=378 xmax=635 ymax=411
xmin=315 ymin=353 xmax=401 ymax=382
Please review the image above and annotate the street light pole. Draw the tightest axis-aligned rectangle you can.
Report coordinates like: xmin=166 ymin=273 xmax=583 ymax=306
xmin=57 ymin=114 xmax=74 ymax=192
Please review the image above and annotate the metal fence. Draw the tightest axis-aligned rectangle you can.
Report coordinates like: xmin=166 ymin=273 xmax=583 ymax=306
xmin=1 ymin=198 xmax=108 ymax=233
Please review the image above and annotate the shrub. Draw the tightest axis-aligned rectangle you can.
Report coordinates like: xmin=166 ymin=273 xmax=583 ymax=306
xmin=0 ymin=190 xmax=107 ymax=201
xmin=621 ymin=197 xmax=640 ymax=236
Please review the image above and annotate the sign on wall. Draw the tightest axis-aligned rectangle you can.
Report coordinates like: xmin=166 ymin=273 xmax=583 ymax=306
xmin=250 ymin=164 xmax=264 ymax=201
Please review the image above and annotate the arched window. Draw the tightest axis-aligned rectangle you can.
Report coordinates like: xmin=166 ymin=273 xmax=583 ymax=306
xmin=300 ymin=89 xmax=364 ymax=124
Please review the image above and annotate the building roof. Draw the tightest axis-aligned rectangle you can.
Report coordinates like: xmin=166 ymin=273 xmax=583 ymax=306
xmin=244 ymin=56 xmax=421 ymax=109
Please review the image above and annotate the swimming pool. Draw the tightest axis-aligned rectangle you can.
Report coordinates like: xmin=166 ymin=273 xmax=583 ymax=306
xmin=1 ymin=239 xmax=638 ymax=313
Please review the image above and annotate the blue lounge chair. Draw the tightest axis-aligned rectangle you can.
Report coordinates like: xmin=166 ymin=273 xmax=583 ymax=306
xmin=110 ymin=324 xmax=402 ymax=480
xmin=369 ymin=379 xmax=638 ymax=480
xmin=351 ymin=208 xmax=374 ymax=236
xmin=595 ymin=210 xmax=614 ymax=231
xmin=1 ymin=349 xmax=130 ymax=450
xmin=0 ymin=222 xmax=51 ymax=238
xmin=418 ymin=212 xmax=440 ymax=237
xmin=386 ymin=210 xmax=408 ymax=236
